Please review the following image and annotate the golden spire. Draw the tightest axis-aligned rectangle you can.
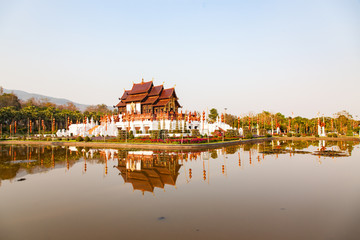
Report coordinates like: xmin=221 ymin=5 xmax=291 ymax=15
xmin=141 ymin=78 xmax=144 ymax=83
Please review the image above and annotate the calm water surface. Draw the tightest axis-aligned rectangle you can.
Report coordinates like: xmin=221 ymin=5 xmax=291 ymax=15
xmin=1 ymin=141 xmax=360 ymax=240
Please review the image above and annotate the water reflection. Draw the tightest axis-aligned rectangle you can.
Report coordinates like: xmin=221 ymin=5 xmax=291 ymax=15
xmin=0 ymin=140 xmax=358 ymax=188
xmin=1 ymin=140 xmax=360 ymax=240
xmin=117 ymin=151 xmax=182 ymax=194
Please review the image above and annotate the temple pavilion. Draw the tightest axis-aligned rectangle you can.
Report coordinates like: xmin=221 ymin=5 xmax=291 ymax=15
xmin=58 ymin=79 xmax=234 ymax=138
xmin=115 ymin=79 xmax=181 ymax=114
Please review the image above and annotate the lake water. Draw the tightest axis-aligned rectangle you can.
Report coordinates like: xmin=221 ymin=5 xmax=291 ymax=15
xmin=1 ymin=140 xmax=360 ymax=240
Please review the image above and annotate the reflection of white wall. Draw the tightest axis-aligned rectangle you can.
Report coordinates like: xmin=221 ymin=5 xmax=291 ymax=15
xmin=126 ymin=160 xmax=141 ymax=171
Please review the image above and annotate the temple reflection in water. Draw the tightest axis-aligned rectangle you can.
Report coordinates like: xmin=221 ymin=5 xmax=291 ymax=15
xmin=0 ymin=140 xmax=358 ymax=189
xmin=117 ymin=151 xmax=182 ymax=194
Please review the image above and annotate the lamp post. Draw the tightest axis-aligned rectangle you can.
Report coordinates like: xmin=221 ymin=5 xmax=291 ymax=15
xmin=224 ymin=108 xmax=227 ymax=122
xmin=223 ymin=108 xmax=227 ymax=142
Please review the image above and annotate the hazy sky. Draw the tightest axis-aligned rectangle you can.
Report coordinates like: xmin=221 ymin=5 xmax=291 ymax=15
xmin=0 ymin=0 xmax=359 ymax=118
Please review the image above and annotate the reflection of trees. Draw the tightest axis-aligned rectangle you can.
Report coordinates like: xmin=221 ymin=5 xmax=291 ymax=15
xmin=347 ymin=143 xmax=354 ymax=156
xmin=1 ymin=140 xmax=359 ymax=186
xmin=243 ymin=143 xmax=255 ymax=152
xmin=331 ymin=141 xmax=355 ymax=156
xmin=0 ymin=145 xmax=82 ymax=182
xmin=333 ymin=141 xmax=356 ymax=155
xmin=210 ymin=150 xmax=218 ymax=159
xmin=0 ymin=164 xmax=20 ymax=181
xmin=225 ymin=145 xmax=240 ymax=154
xmin=291 ymin=141 xmax=310 ymax=150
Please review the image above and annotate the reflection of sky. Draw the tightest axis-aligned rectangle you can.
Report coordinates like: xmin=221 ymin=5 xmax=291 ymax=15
xmin=1 ymin=1 xmax=359 ymax=117
xmin=1 ymin=141 xmax=360 ymax=239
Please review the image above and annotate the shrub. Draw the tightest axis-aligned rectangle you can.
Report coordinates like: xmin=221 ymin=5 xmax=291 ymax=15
xmin=346 ymin=130 xmax=353 ymax=136
xmin=128 ymin=131 xmax=134 ymax=139
xmin=314 ymin=134 xmax=319 ymax=138
xmin=225 ymin=129 xmax=239 ymax=138
xmin=287 ymin=132 xmax=293 ymax=137
xmin=159 ymin=130 xmax=169 ymax=139
xmin=244 ymin=133 xmax=253 ymax=139
xmin=295 ymin=133 xmax=301 ymax=137
xmin=76 ymin=136 xmax=84 ymax=141
xmin=327 ymin=133 xmax=334 ymax=137
xmin=118 ymin=130 xmax=127 ymax=140
xmin=84 ymin=136 xmax=91 ymax=142
xmin=191 ymin=129 xmax=200 ymax=138
xmin=265 ymin=133 xmax=272 ymax=138
xmin=150 ymin=130 xmax=160 ymax=139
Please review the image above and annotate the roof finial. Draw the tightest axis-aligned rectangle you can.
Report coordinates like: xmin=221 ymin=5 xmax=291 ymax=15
xmin=152 ymin=77 xmax=154 ymax=81
xmin=174 ymin=84 xmax=176 ymax=88
xmin=162 ymin=81 xmax=165 ymax=85
xmin=141 ymin=78 xmax=144 ymax=83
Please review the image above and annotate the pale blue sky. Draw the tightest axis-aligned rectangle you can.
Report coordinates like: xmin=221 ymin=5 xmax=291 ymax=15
xmin=1 ymin=0 xmax=359 ymax=118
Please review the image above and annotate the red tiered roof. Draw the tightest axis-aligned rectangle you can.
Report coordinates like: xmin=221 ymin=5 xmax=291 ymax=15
xmin=115 ymin=80 xmax=181 ymax=111
xmin=154 ymin=99 xmax=170 ymax=107
xmin=115 ymin=101 xmax=126 ymax=107
xmin=148 ymin=85 xmax=163 ymax=96
xmin=122 ymin=93 xmax=148 ymax=103
xmin=159 ymin=88 xmax=175 ymax=99
xmin=142 ymin=96 xmax=159 ymax=105
xmin=121 ymin=90 xmax=130 ymax=100
xmin=128 ymin=81 xmax=153 ymax=95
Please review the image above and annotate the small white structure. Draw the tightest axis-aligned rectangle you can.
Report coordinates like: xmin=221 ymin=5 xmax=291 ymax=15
xmin=57 ymin=117 xmax=118 ymax=137
xmin=317 ymin=117 xmax=326 ymax=137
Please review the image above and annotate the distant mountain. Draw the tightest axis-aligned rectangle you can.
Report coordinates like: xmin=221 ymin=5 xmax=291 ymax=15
xmin=3 ymin=88 xmax=91 ymax=111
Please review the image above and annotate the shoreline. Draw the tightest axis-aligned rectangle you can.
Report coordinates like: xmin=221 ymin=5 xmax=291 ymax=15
xmin=0 ymin=136 xmax=358 ymax=150
xmin=0 ymin=138 xmax=266 ymax=150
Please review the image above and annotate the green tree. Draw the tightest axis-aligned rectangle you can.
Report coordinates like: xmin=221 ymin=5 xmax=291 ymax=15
xmin=0 ymin=93 xmax=21 ymax=110
xmin=208 ymin=108 xmax=218 ymax=123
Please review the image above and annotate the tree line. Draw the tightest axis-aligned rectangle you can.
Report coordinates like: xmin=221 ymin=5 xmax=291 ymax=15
xmin=208 ymin=108 xmax=360 ymax=135
xmin=0 ymin=89 xmax=115 ymax=135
